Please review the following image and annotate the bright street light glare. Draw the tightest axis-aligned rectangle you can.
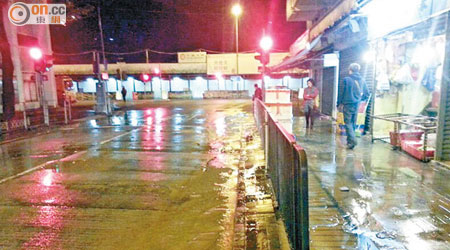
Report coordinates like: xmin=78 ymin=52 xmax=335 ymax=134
xmin=29 ymin=48 xmax=43 ymax=60
xmin=260 ymin=36 xmax=273 ymax=51
xmin=231 ymin=4 xmax=242 ymax=17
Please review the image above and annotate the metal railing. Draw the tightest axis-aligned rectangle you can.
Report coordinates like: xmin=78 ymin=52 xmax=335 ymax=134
xmin=254 ymin=99 xmax=309 ymax=250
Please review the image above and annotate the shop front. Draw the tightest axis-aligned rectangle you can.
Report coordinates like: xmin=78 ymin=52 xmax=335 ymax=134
xmin=366 ymin=3 xmax=449 ymax=161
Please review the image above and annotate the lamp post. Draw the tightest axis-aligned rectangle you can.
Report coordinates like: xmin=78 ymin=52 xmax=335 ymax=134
xmin=232 ymin=3 xmax=242 ymax=78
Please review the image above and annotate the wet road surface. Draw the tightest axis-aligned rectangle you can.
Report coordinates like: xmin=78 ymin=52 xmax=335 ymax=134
xmin=0 ymin=100 xmax=254 ymax=249
xmin=293 ymin=118 xmax=450 ymax=250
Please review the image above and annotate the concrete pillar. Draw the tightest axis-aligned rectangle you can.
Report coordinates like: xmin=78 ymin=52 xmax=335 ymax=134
xmin=2 ymin=4 xmax=24 ymax=110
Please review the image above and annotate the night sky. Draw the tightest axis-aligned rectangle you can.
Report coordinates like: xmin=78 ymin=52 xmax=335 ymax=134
xmin=51 ymin=0 xmax=305 ymax=63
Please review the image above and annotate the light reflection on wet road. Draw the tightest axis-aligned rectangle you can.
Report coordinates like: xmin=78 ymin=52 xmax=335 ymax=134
xmin=293 ymin=118 xmax=449 ymax=250
xmin=0 ymin=100 xmax=252 ymax=249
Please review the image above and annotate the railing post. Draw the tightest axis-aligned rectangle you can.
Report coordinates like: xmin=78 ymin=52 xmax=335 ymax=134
xmin=68 ymin=98 xmax=72 ymax=120
xmin=64 ymin=99 xmax=68 ymax=124
xmin=264 ymin=110 xmax=269 ymax=168
xmin=299 ymin=150 xmax=310 ymax=250
xmin=23 ymin=106 xmax=28 ymax=130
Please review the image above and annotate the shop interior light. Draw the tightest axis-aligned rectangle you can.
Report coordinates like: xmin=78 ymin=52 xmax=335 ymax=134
xmin=412 ymin=45 xmax=435 ymax=66
xmin=361 ymin=0 xmax=422 ymax=38
xmin=363 ymin=50 xmax=376 ymax=62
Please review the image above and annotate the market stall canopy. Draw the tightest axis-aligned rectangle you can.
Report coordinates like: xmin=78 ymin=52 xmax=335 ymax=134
xmin=269 ymin=34 xmax=322 ymax=73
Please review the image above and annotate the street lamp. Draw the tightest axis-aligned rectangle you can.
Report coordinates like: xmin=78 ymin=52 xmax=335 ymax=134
xmin=231 ymin=3 xmax=242 ymax=76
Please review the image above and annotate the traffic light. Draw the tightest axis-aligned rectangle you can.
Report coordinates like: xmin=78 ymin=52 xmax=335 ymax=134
xmin=141 ymin=73 xmax=150 ymax=82
xmin=30 ymin=47 xmax=52 ymax=73
xmin=101 ymin=72 xmax=109 ymax=80
xmin=63 ymin=79 xmax=73 ymax=90
xmin=259 ymin=36 xmax=273 ymax=52
xmin=255 ymin=51 xmax=269 ymax=66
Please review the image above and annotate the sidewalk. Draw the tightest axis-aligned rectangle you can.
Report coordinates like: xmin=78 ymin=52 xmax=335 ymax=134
xmin=0 ymin=102 xmax=98 ymax=143
xmin=292 ymin=117 xmax=449 ymax=250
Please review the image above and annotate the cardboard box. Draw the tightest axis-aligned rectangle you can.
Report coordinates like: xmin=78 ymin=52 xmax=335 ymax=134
xmin=265 ymin=89 xmax=291 ymax=104
xmin=265 ymin=103 xmax=293 ymax=120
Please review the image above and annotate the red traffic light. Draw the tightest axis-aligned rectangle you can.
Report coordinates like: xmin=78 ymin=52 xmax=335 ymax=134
xmin=29 ymin=47 xmax=43 ymax=60
xmin=259 ymin=36 xmax=273 ymax=51
xmin=141 ymin=73 xmax=150 ymax=82
xmin=101 ymin=72 xmax=109 ymax=80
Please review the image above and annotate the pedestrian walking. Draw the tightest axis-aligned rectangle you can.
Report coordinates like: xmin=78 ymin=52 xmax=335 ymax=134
xmin=337 ymin=63 xmax=370 ymax=149
xmin=253 ymin=84 xmax=263 ymax=101
xmin=121 ymin=87 xmax=127 ymax=102
xmin=303 ymin=78 xmax=319 ymax=129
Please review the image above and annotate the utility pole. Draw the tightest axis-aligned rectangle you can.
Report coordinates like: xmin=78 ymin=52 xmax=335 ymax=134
xmin=38 ymin=72 xmax=49 ymax=125
xmin=95 ymin=4 xmax=110 ymax=114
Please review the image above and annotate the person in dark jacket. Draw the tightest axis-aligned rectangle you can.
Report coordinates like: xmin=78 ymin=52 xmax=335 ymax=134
xmin=337 ymin=63 xmax=370 ymax=149
xmin=303 ymin=78 xmax=319 ymax=129
xmin=121 ymin=87 xmax=127 ymax=102
xmin=253 ymin=84 xmax=263 ymax=101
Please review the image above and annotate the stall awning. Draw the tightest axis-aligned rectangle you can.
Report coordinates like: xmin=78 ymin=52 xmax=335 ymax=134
xmin=309 ymin=0 xmax=357 ymax=41
xmin=269 ymin=35 xmax=322 ymax=73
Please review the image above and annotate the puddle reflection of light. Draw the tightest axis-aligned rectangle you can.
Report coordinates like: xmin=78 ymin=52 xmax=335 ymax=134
xmin=195 ymin=126 xmax=204 ymax=134
xmin=155 ymin=125 xmax=162 ymax=134
xmin=173 ymin=125 xmax=182 ymax=131
xmin=174 ymin=114 xmax=183 ymax=125
xmin=44 ymin=199 xmax=55 ymax=204
xmin=147 ymin=117 xmax=153 ymax=126
xmin=155 ymin=108 xmax=164 ymax=123
xmin=130 ymin=111 xmax=139 ymax=126
xmin=401 ymin=217 xmax=437 ymax=250
xmin=214 ymin=116 xmax=226 ymax=137
xmin=89 ymin=120 xmax=99 ymax=128
xmin=22 ymin=205 xmax=65 ymax=248
xmin=111 ymin=116 xmax=121 ymax=125
xmin=130 ymin=119 xmax=138 ymax=127
xmin=42 ymin=170 xmax=54 ymax=187
xmin=194 ymin=109 xmax=204 ymax=115
xmin=351 ymin=199 xmax=370 ymax=226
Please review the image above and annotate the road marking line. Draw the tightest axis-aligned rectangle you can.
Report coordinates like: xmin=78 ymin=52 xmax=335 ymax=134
xmin=99 ymin=128 xmax=141 ymax=145
xmin=185 ymin=113 xmax=200 ymax=121
xmin=0 ymin=129 xmax=140 ymax=185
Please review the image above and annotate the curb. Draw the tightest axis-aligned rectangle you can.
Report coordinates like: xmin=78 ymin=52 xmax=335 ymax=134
xmin=0 ymin=113 xmax=107 ymax=146
xmin=431 ymin=160 xmax=450 ymax=170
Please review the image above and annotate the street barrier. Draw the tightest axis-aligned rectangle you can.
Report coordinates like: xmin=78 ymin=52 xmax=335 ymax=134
xmin=254 ymin=99 xmax=309 ymax=250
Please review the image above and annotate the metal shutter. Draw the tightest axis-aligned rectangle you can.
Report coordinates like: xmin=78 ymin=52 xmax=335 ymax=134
xmin=436 ymin=13 xmax=450 ymax=161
